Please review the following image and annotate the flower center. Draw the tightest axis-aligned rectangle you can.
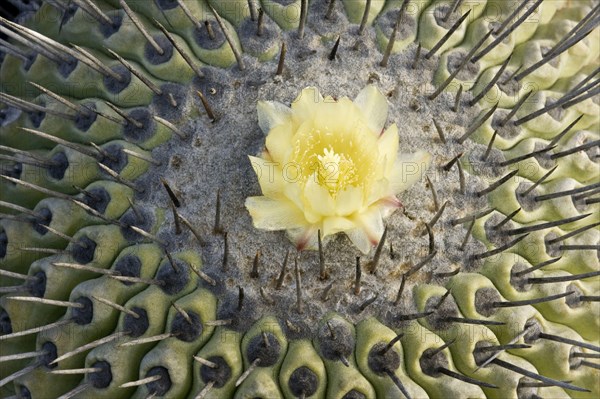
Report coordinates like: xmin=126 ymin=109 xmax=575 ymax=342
xmin=317 ymin=147 xmax=357 ymax=195
xmin=291 ymin=120 xmax=380 ymax=198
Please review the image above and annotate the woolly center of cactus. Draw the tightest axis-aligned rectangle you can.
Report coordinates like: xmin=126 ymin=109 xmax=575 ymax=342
xmin=140 ymin=35 xmax=490 ymax=329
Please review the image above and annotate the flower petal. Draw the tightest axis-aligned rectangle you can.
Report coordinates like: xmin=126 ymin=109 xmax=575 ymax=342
xmin=345 ymin=228 xmax=372 ymax=254
xmin=303 ymin=174 xmax=336 ymax=216
xmin=257 ymin=100 xmax=292 ymax=134
xmin=353 ymin=85 xmax=389 ymax=134
xmin=265 ymin=123 xmax=294 ymax=163
xmin=378 ymin=123 xmax=399 ymax=174
xmin=358 ymin=208 xmax=385 ymax=243
xmin=346 ymin=207 xmax=385 ymax=254
xmin=291 ymin=87 xmax=324 ymax=124
xmin=334 ymin=185 xmax=364 ymax=216
xmin=313 ymin=97 xmax=358 ymax=128
xmin=287 ymin=225 xmax=318 ymax=251
xmin=248 ymin=156 xmax=286 ymax=199
xmin=283 ymin=182 xmax=303 ymax=211
xmin=245 ymin=196 xmax=307 ymax=230
xmin=372 ymin=196 xmax=403 ymax=218
xmin=365 ymin=178 xmax=391 ymax=206
xmin=323 ymin=216 xmax=355 ymax=237
xmin=388 ymin=151 xmax=432 ymax=194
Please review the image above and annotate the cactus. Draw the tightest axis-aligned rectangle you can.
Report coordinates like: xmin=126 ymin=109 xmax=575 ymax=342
xmin=0 ymin=0 xmax=598 ymax=398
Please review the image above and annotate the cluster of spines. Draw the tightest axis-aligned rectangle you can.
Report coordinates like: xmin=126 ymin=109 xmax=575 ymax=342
xmin=0 ymin=0 xmax=598 ymax=398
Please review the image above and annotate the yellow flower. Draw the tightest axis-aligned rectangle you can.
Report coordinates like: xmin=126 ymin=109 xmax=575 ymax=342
xmin=245 ymin=86 xmax=431 ymax=254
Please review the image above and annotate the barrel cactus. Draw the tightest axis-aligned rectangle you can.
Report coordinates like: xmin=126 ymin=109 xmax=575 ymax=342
xmin=0 ymin=0 xmax=598 ymax=398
